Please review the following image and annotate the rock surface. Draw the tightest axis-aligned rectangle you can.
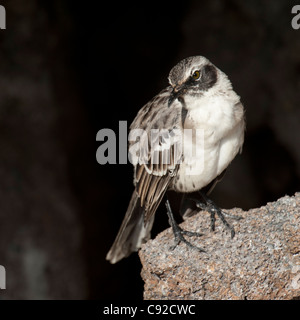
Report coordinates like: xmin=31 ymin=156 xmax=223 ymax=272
xmin=139 ymin=193 xmax=300 ymax=300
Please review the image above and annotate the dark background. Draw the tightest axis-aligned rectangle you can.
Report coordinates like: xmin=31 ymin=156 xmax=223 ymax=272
xmin=0 ymin=0 xmax=299 ymax=299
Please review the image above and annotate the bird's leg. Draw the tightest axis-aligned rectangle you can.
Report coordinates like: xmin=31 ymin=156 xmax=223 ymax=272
xmin=165 ymin=199 xmax=205 ymax=252
xmin=190 ymin=192 xmax=243 ymax=239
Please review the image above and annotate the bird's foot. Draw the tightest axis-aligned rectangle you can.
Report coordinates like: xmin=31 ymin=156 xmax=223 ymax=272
xmin=190 ymin=193 xmax=243 ymax=239
xmin=165 ymin=199 xmax=205 ymax=253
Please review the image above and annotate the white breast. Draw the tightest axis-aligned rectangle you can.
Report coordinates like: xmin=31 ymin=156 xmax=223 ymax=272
xmin=171 ymin=92 xmax=244 ymax=193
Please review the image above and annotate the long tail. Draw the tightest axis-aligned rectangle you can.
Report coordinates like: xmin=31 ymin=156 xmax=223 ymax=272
xmin=106 ymin=191 xmax=155 ymax=264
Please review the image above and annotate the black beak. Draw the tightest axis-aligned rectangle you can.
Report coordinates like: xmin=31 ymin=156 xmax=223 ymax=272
xmin=168 ymin=84 xmax=186 ymax=108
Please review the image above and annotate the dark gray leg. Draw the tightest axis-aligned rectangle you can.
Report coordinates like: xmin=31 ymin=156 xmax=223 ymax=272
xmin=165 ymin=199 xmax=205 ymax=252
xmin=192 ymin=192 xmax=243 ymax=239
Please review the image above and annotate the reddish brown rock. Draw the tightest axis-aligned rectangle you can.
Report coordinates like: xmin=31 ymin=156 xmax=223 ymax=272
xmin=139 ymin=193 xmax=300 ymax=300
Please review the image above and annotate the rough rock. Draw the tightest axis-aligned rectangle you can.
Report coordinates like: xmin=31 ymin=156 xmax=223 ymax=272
xmin=139 ymin=193 xmax=300 ymax=300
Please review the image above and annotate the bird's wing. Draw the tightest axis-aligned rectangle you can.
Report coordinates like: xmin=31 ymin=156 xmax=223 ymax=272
xmin=106 ymin=88 xmax=183 ymax=263
xmin=129 ymin=87 xmax=183 ymax=222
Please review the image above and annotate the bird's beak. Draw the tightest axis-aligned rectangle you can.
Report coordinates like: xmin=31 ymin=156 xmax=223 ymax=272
xmin=168 ymin=84 xmax=186 ymax=108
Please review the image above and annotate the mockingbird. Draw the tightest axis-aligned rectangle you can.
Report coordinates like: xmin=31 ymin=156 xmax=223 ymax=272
xmin=106 ymin=56 xmax=245 ymax=264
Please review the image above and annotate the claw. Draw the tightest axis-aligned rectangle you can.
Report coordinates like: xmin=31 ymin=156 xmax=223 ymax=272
xmin=165 ymin=199 xmax=205 ymax=253
xmin=188 ymin=192 xmax=241 ymax=239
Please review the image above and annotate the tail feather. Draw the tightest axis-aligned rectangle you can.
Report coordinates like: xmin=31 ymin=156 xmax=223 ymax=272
xmin=106 ymin=191 xmax=154 ymax=264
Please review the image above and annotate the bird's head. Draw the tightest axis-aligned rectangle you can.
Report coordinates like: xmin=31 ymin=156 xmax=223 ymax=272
xmin=168 ymin=56 xmax=224 ymax=107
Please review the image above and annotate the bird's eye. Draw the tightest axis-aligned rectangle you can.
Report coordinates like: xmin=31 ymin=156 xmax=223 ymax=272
xmin=192 ymin=70 xmax=200 ymax=80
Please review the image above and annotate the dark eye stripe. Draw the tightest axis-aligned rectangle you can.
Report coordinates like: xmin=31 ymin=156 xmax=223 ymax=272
xmin=184 ymin=64 xmax=218 ymax=92
xmin=201 ymin=65 xmax=217 ymax=89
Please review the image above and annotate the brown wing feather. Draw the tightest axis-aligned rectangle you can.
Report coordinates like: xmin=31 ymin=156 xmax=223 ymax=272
xmin=106 ymin=87 xmax=183 ymax=264
xmin=135 ymin=142 xmax=180 ymax=223
xmin=129 ymin=86 xmax=182 ymax=224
